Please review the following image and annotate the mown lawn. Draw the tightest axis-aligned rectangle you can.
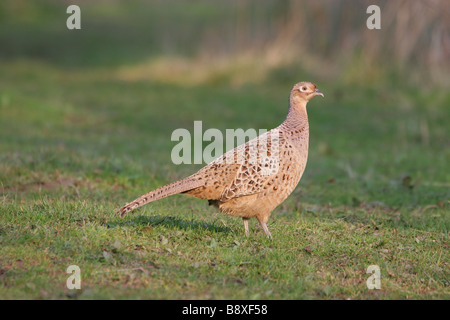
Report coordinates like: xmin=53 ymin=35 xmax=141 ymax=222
xmin=0 ymin=57 xmax=448 ymax=299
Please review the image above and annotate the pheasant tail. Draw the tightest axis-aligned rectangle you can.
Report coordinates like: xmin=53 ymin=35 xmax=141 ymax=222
xmin=118 ymin=176 xmax=203 ymax=217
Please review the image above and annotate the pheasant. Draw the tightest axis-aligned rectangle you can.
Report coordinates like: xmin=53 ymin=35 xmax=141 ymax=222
xmin=118 ymin=82 xmax=324 ymax=238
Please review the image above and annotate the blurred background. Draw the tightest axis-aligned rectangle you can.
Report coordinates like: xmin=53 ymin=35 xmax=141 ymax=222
xmin=0 ymin=0 xmax=448 ymax=86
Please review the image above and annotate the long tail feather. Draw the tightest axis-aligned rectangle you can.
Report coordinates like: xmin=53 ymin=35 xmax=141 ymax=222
xmin=117 ymin=176 xmax=203 ymax=217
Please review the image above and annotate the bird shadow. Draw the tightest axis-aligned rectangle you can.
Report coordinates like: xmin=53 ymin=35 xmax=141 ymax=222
xmin=109 ymin=214 xmax=232 ymax=234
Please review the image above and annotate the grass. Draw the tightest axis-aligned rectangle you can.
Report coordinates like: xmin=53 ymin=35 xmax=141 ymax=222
xmin=0 ymin=59 xmax=448 ymax=300
xmin=0 ymin=1 xmax=449 ymax=300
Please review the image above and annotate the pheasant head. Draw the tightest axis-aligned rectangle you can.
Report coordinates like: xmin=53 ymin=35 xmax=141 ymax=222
xmin=290 ymin=82 xmax=324 ymax=105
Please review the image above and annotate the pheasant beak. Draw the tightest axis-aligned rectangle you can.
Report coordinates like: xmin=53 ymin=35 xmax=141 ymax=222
xmin=314 ymin=88 xmax=324 ymax=97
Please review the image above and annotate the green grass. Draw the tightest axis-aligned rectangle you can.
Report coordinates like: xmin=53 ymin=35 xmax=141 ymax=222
xmin=0 ymin=1 xmax=449 ymax=300
xmin=0 ymin=59 xmax=448 ymax=300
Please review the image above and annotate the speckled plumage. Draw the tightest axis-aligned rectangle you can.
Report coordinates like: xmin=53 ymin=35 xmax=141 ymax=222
xmin=118 ymin=82 xmax=324 ymax=238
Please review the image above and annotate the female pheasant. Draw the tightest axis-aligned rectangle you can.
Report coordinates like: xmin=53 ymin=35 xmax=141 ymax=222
xmin=118 ymin=82 xmax=324 ymax=238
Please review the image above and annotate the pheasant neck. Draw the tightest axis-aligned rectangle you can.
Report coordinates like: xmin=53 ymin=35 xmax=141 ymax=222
xmin=282 ymin=100 xmax=309 ymax=131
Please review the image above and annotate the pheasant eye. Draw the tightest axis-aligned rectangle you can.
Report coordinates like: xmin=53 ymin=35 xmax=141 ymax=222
xmin=301 ymin=86 xmax=307 ymax=91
